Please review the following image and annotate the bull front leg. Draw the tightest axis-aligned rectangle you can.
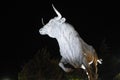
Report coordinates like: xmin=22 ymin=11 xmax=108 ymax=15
xmin=59 ymin=57 xmax=74 ymax=72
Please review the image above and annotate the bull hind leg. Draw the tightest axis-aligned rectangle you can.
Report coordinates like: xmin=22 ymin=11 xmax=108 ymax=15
xmin=93 ymin=54 xmax=101 ymax=80
xmin=82 ymin=57 xmax=94 ymax=80
xmin=93 ymin=58 xmax=103 ymax=80
xmin=91 ymin=60 xmax=98 ymax=80
xmin=59 ymin=58 xmax=74 ymax=72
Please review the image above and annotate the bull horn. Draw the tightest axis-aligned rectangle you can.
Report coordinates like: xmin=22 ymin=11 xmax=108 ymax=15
xmin=41 ymin=18 xmax=45 ymax=25
xmin=52 ymin=4 xmax=62 ymax=20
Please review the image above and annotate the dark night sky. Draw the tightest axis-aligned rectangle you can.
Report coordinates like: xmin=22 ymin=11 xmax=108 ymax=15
xmin=0 ymin=0 xmax=120 ymax=80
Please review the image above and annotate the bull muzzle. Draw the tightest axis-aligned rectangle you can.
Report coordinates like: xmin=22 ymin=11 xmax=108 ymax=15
xmin=39 ymin=28 xmax=45 ymax=35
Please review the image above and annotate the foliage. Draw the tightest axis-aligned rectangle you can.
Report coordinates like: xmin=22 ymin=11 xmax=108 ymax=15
xmin=114 ymin=73 xmax=120 ymax=80
xmin=18 ymin=42 xmax=120 ymax=80
xmin=18 ymin=48 xmax=85 ymax=80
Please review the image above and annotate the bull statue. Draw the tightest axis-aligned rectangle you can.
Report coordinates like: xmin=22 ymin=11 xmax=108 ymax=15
xmin=39 ymin=5 xmax=102 ymax=80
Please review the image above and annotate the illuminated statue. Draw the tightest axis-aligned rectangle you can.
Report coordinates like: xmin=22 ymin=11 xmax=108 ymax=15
xmin=39 ymin=5 xmax=102 ymax=80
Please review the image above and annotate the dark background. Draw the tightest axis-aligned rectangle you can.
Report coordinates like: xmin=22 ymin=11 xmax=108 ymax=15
xmin=0 ymin=0 xmax=120 ymax=80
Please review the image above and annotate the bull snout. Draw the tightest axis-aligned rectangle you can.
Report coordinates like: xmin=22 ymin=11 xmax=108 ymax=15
xmin=39 ymin=28 xmax=45 ymax=35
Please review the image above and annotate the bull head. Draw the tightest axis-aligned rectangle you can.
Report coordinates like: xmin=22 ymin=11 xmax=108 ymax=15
xmin=39 ymin=5 xmax=66 ymax=38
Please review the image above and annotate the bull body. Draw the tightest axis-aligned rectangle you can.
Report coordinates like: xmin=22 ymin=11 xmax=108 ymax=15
xmin=39 ymin=5 xmax=102 ymax=80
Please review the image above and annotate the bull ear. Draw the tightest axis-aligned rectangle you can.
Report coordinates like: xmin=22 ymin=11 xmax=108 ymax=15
xmin=59 ymin=18 xmax=66 ymax=23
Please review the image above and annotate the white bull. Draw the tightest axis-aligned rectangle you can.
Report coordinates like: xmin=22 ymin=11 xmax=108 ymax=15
xmin=39 ymin=5 xmax=102 ymax=80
